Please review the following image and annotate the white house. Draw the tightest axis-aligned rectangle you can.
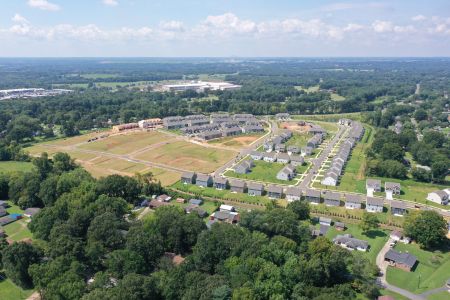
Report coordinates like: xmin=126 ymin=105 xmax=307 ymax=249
xmin=321 ymin=172 xmax=338 ymax=186
xmin=366 ymin=179 xmax=381 ymax=197
xmin=263 ymin=152 xmax=277 ymax=163
xmin=366 ymin=197 xmax=384 ymax=213
xmin=285 ymin=187 xmax=302 ymax=202
xmin=385 ymin=182 xmax=401 ymax=200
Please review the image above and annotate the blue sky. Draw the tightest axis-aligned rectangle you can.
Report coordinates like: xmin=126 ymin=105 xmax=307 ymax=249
xmin=1 ymin=0 xmax=450 ymax=56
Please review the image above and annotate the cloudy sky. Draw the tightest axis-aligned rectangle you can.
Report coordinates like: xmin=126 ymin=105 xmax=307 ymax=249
xmin=1 ymin=0 xmax=450 ymax=57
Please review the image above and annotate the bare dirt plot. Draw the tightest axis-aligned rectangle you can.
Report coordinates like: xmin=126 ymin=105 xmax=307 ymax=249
xmin=208 ymin=133 xmax=264 ymax=149
xmin=135 ymin=140 xmax=237 ymax=173
xmin=79 ymin=131 xmax=174 ymax=155
xmin=279 ymin=122 xmax=312 ymax=133
xmin=47 ymin=131 xmax=109 ymax=147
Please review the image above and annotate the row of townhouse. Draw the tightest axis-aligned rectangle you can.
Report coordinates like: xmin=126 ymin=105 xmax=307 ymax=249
xmin=306 ymin=133 xmax=324 ymax=149
xmin=180 ymin=173 xmax=408 ymax=215
xmin=321 ymin=121 xmax=365 ymax=186
xmin=249 ymin=151 xmax=304 ymax=166
xmin=366 ymin=179 xmax=401 ymax=199
xmin=163 ymin=113 xmax=264 ymax=140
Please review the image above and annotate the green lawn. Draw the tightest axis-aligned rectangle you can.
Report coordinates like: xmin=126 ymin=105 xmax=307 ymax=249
xmin=0 ymin=279 xmax=34 ymax=300
xmin=330 ymin=92 xmax=346 ymax=101
xmin=224 ymin=160 xmax=299 ymax=184
xmin=79 ymin=73 xmax=119 ymax=79
xmin=386 ymin=242 xmax=450 ymax=294
xmin=0 ymin=161 xmax=34 ymax=174
xmin=427 ymin=291 xmax=450 ymax=300
xmin=324 ymin=223 xmax=389 ymax=262
xmin=2 ymin=202 xmax=33 ymax=242
xmin=285 ymin=132 xmax=309 ymax=148
xmin=171 ymin=181 xmax=270 ymax=206
xmin=378 ymin=289 xmax=410 ymax=300
xmin=294 ymin=85 xmax=320 ymax=93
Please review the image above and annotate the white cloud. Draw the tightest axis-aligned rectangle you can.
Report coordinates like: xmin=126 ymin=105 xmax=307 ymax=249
xmin=321 ymin=2 xmax=390 ymax=12
xmin=412 ymin=15 xmax=426 ymax=22
xmin=27 ymin=0 xmax=60 ymax=11
xmin=102 ymin=0 xmax=118 ymax=7
xmin=159 ymin=21 xmax=184 ymax=32
xmin=372 ymin=20 xmax=393 ymax=32
xmin=12 ymin=14 xmax=29 ymax=24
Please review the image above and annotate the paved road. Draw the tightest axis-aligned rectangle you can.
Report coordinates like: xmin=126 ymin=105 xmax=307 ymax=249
xmin=299 ymin=125 xmax=347 ymax=189
xmin=376 ymin=239 xmax=426 ymax=300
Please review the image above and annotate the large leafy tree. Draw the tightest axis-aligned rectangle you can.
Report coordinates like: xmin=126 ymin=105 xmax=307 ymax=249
xmin=2 ymin=242 xmax=42 ymax=288
xmin=360 ymin=212 xmax=380 ymax=234
xmin=404 ymin=211 xmax=447 ymax=249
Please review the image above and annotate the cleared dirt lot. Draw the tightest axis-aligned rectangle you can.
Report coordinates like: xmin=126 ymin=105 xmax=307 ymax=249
xmin=208 ymin=133 xmax=264 ymax=149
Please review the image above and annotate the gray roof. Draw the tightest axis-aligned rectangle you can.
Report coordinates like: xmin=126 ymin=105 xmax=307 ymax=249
xmin=305 ymin=189 xmax=321 ymax=197
xmin=385 ymin=249 xmax=417 ymax=268
xmin=267 ymin=185 xmax=283 ymax=194
xmin=345 ymin=194 xmax=363 ymax=203
xmin=277 ymin=153 xmax=290 ymax=160
xmin=322 ymin=191 xmax=340 ymax=201
xmin=335 ymin=221 xmax=345 ymax=228
xmin=230 ymin=179 xmax=246 ymax=188
xmin=385 ymin=182 xmax=401 ymax=190
xmin=391 ymin=200 xmax=407 ymax=210
xmin=24 ymin=207 xmax=41 ymax=216
xmin=319 ymin=217 xmax=332 ymax=224
xmin=285 ymin=187 xmax=302 ymax=197
xmin=290 ymin=155 xmax=304 ymax=162
xmin=430 ymin=190 xmax=448 ymax=199
xmin=366 ymin=179 xmax=381 ymax=188
xmin=247 ymin=182 xmax=264 ymax=191
xmin=181 ymin=171 xmax=196 ymax=179
xmin=366 ymin=197 xmax=384 ymax=206
xmin=250 ymin=151 xmax=263 ymax=157
xmin=196 ymin=173 xmax=212 ymax=182
xmin=214 ymin=177 xmax=228 ymax=185
xmin=333 ymin=234 xmax=369 ymax=250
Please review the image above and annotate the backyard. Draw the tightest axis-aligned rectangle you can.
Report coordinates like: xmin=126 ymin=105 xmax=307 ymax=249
xmin=0 ymin=161 xmax=34 ymax=174
xmin=386 ymin=242 xmax=450 ymax=294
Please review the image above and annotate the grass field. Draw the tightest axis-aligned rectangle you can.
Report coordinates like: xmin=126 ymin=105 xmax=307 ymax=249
xmin=79 ymin=73 xmax=119 ymax=79
xmin=171 ymin=181 xmax=270 ymax=206
xmin=224 ymin=160 xmax=299 ymax=185
xmin=325 ymin=223 xmax=389 ymax=262
xmin=294 ymin=85 xmax=320 ymax=93
xmin=26 ymin=130 xmax=237 ymax=183
xmin=0 ymin=161 xmax=34 ymax=174
xmin=135 ymin=140 xmax=236 ymax=173
xmin=292 ymin=112 xmax=363 ymax=122
xmin=285 ymin=132 xmax=309 ymax=148
xmin=427 ymin=291 xmax=450 ymax=300
xmin=378 ymin=289 xmax=409 ymax=300
xmin=2 ymin=202 xmax=33 ymax=242
xmin=386 ymin=242 xmax=450 ymax=294
xmin=0 ymin=279 xmax=34 ymax=300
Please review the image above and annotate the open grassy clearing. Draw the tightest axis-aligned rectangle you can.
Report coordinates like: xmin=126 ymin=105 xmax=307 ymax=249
xmin=79 ymin=131 xmax=172 ymax=155
xmin=53 ymin=81 xmax=152 ymax=89
xmin=378 ymin=289 xmax=410 ymax=300
xmin=386 ymin=242 xmax=450 ymax=294
xmin=135 ymin=140 xmax=236 ymax=173
xmin=224 ymin=160 xmax=303 ymax=185
xmin=324 ymin=223 xmax=389 ymax=262
xmin=2 ymin=202 xmax=33 ymax=242
xmin=0 ymin=161 xmax=34 ymax=174
xmin=294 ymin=85 xmax=320 ymax=93
xmin=208 ymin=132 xmax=265 ymax=149
xmin=330 ymin=92 xmax=346 ymax=101
xmin=292 ymin=112 xmax=363 ymax=122
xmin=171 ymin=181 xmax=270 ymax=206
xmin=79 ymin=73 xmax=119 ymax=79
xmin=427 ymin=291 xmax=450 ymax=300
xmin=285 ymin=132 xmax=309 ymax=148
xmin=0 ymin=279 xmax=34 ymax=300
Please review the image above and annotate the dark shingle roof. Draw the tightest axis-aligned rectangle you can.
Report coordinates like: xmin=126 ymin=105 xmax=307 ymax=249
xmin=385 ymin=249 xmax=417 ymax=268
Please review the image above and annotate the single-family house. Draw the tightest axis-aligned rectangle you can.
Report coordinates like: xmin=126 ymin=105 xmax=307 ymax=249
xmin=290 ymin=155 xmax=304 ymax=167
xmin=390 ymin=200 xmax=407 ymax=216
xmin=322 ymin=191 xmax=341 ymax=207
xmin=247 ymin=182 xmax=264 ymax=196
xmin=366 ymin=197 xmax=384 ymax=213
xmin=229 ymin=180 xmax=247 ymax=193
xmin=0 ymin=207 xmax=7 ymax=217
xmin=214 ymin=177 xmax=228 ymax=190
xmin=277 ymin=153 xmax=290 ymax=164
xmin=250 ymin=151 xmax=264 ymax=161
xmin=189 ymin=199 xmax=203 ymax=206
xmin=319 ymin=217 xmax=332 ymax=226
xmin=384 ymin=249 xmax=417 ymax=272
xmin=263 ymin=152 xmax=277 ymax=163
xmin=0 ymin=200 xmax=9 ymax=208
xmin=311 ymin=224 xmax=330 ymax=237
xmin=219 ymin=204 xmax=236 ymax=212
xmin=181 ymin=172 xmax=196 ymax=184
xmin=276 ymin=164 xmax=296 ymax=181
xmin=345 ymin=194 xmax=363 ymax=209
xmin=305 ymin=189 xmax=321 ymax=204
xmin=23 ymin=207 xmax=41 ymax=218
xmin=264 ymin=142 xmax=274 ymax=152
xmin=333 ymin=234 xmax=369 ymax=252
xmin=390 ymin=230 xmax=403 ymax=241
xmin=426 ymin=190 xmax=449 ymax=205
xmin=196 ymin=174 xmax=213 ymax=187
xmin=366 ymin=179 xmax=381 ymax=196
xmin=385 ymin=182 xmax=401 ymax=200
xmin=209 ymin=211 xmax=240 ymax=224
xmin=149 ymin=200 xmax=170 ymax=209
xmin=285 ymin=187 xmax=302 ymax=202
xmin=156 ymin=194 xmax=172 ymax=202
xmin=267 ymin=185 xmax=283 ymax=199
